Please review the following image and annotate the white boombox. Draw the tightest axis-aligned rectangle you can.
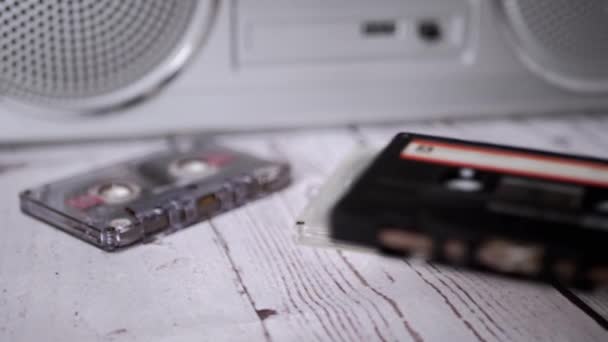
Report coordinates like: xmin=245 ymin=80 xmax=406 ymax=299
xmin=1 ymin=0 xmax=607 ymax=142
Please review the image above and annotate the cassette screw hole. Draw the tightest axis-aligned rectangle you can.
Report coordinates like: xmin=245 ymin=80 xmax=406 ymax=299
xmin=109 ymin=218 xmax=132 ymax=233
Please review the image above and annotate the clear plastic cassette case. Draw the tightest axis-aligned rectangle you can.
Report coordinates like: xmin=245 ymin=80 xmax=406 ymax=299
xmin=295 ymin=147 xmax=377 ymax=253
xmin=21 ymin=142 xmax=290 ymax=251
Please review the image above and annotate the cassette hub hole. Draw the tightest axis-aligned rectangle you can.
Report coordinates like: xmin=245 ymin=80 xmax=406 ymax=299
xmin=178 ymin=159 xmax=208 ymax=174
xmin=169 ymin=158 xmax=212 ymax=179
xmin=109 ymin=218 xmax=133 ymax=233
xmin=94 ymin=182 xmax=140 ymax=203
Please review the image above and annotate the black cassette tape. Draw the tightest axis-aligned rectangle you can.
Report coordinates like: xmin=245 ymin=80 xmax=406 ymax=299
xmin=331 ymin=133 xmax=608 ymax=289
xmin=21 ymin=143 xmax=290 ymax=251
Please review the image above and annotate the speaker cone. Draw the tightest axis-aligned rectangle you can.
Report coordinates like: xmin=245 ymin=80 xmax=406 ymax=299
xmin=500 ymin=0 xmax=608 ymax=93
xmin=0 ymin=0 xmax=218 ymax=115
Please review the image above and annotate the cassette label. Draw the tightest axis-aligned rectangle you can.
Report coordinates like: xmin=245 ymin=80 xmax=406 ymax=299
xmin=402 ymin=138 xmax=608 ymax=188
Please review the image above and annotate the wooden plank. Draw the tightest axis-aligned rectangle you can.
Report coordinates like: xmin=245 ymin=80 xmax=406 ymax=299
xmin=1 ymin=120 xmax=608 ymax=341
xmin=211 ymin=131 xmax=485 ymax=341
xmin=575 ymin=290 xmax=608 ymax=318
xmin=216 ymin=127 xmax=608 ymax=341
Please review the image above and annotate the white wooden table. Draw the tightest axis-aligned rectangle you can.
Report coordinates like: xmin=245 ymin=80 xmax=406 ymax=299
xmin=1 ymin=115 xmax=608 ymax=341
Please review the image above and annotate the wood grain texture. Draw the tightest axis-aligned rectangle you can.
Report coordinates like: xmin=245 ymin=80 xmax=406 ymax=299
xmin=1 ymin=116 xmax=608 ymax=341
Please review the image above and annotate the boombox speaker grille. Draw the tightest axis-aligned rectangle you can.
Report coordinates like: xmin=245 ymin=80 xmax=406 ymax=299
xmin=0 ymin=0 xmax=214 ymax=113
xmin=501 ymin=0 xmax=608 ymax=92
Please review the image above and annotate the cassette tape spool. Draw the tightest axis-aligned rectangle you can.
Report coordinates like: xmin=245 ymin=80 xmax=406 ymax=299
xmin=20 ymin=144 xmax=290 ymax=251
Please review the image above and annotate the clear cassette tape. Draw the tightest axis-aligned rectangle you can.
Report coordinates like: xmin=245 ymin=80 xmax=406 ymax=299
xmin=21 ymin=142 xmax=290 ymax=251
